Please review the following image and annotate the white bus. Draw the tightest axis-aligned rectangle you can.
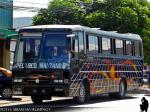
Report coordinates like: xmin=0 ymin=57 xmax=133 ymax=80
xmin=12 ymin=25 xmax=143 ymax=104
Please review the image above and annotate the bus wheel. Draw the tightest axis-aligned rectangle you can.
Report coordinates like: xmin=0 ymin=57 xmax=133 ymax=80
xmin=74 ymin=82 xmax=90 ymax=104
xmin=109 ymin=81 xmax=126 ymax=98
xmin=118 ymin=81 xmax=126 ymax=98
xmin=31 ymin=96 xmax=43 ymax=104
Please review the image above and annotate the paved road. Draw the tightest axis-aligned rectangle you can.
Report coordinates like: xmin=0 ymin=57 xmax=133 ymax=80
xmin=0 ymin=86 xmax=150 ymax=112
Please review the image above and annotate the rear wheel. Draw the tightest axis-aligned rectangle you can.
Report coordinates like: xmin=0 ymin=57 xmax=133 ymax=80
xmin=1 ymin=87 xmax=13 ymax=99
xmin=31 ymin=96 xmax=43 ymax=104
xmin=118 ymin=81 xmax=126 ymax=98
xmin=74 ymin=82 xmax=90 ymax=103
xmin=109 ymin=81 xmax=126 ymax=98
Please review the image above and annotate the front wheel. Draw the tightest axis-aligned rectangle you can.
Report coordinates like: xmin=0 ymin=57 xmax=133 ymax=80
xmin=74 ymin=82 xmax=90 ymax=104
xmin=31 ymin=96 xmax=43 ymax=104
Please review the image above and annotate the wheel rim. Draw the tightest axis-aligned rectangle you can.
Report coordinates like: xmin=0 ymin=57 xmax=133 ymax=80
xmin=120 ymin=82 xmax=125 ymax=97
xmin=2 ymin=88 xmax=12 ymax=98
xmin=79 ymin=83 xmax=86 ymax=103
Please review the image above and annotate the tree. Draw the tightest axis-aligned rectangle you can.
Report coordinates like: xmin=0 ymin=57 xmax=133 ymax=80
xmin=144 ymin=37 xmax=150 ymax=64
xmin=84 ymin=11 xmax=106 ymax=28
xmin=33 ymin=0 xmax=92 ymax=25
xmin=33 ymin=0 xmax=150 ymax=64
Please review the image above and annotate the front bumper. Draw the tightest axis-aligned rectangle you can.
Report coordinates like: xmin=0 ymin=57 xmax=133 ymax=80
xmin=13 ymin=84 xmax=69 ymax=96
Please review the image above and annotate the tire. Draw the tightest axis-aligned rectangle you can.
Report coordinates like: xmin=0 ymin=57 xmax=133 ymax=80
xmin=118 ymin=81 xmax=126 ymax=98
xmin=1 ymin=87 xmax=13 ymax=99
xmin=109 ymin=81 xmax=126 ymax=99
xmin=31 ymin=96 xmax=43 ymax=104
xmin=74 ymin=82 xmax=90 ymax=104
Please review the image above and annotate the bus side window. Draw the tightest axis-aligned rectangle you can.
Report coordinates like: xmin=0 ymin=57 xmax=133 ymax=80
xmin=88 ymin=35 xmax=98 ymax=54
xmin=72 ymin=39 xmax=79 ymax=58
xmin=78 ymin=32 xmax=84 ymax=53
xmin=115 ymin=39 xmax=123 ymax=55
xmin=102 ymin=37 xmax=111 ymax=54
xmin=135 ymin=41 xmax=140 ymax=56
xmin=126 ymin=41 xmax=132 ymax=56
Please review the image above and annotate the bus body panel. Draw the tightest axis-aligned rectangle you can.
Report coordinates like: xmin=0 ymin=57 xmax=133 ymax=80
xmin=69 ymin=56 xmax=143 ymax=97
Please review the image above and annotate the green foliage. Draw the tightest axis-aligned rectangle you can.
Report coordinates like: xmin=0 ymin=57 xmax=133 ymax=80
xmin=84 ymin=11 xmax=106 ymax=28
xmin=144 ymin=37 xmax=150 ymax=64
xmin=33 ymin=0 xmax=150 ymax=64
xmin=33 ymin=0 xmax=92 ymax=25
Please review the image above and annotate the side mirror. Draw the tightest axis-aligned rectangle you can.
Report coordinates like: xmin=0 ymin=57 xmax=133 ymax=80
xmin=5 ymin=34 xmax=19 ymax=50
xmin=5 ymin=37 xmax=11 ymax=50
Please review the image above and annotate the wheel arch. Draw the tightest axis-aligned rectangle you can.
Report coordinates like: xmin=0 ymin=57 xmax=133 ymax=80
xmin=82 ymin=78 xmax=90 ymax=94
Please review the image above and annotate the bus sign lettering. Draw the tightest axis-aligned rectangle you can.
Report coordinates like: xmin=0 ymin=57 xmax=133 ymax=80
xmin=13 ymin=63 xmax=37 ymax=69
xmin=13 ymin=62 xmax=68 ymax=69
xmin=39 ymin=62 xmax=68 ymax=69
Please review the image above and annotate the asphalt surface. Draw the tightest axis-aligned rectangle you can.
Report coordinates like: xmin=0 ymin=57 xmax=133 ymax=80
xmin=0 ymin=85 xmax=150 ymax=112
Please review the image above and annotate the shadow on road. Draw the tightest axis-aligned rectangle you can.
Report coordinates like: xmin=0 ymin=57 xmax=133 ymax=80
xmin=128 ymin=88 xmax=150 ymax=96
xmin=2 ymin=95 xmax=136 ymax=111
xmin=0 ymin=97 xmax=22 ymax=101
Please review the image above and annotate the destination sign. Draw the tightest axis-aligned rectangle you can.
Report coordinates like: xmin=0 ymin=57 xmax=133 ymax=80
xmin=13 ymin=62 xmax=69 ymax=69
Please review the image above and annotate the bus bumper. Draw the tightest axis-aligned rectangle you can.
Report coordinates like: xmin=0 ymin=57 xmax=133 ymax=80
xmin=13 ymin=84 xmax=69 ymax=96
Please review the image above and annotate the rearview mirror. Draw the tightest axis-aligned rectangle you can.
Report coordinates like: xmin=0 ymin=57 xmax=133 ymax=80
xmin=5 ymin=37 xmax=11 ymax=50
xmin=5 ymin=34 xmax=19 ymax=50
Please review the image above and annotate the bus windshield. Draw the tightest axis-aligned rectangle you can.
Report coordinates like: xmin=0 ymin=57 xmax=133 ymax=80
xmin=14 ymin=33 xmax=70 ymax=70
xmin=41 ymin=33 xmax=68 ymax=60
xmin=16 ymin=37 xmax=41 ymax=63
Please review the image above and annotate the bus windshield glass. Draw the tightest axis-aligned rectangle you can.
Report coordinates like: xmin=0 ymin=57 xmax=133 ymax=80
xmin=39 ymin=33 xmax=70 ymax=69
xmin=42 ymin=33 xmax=68 ymax=60
xmin=14 ymin=33 xmax=70 ymax=70
xmin=16 ymin=36 xmax=41 ymax=63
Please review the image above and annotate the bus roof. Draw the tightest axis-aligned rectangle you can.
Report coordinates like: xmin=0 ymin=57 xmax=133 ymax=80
xmin=19 ymin=25 xmax=142 ymax=41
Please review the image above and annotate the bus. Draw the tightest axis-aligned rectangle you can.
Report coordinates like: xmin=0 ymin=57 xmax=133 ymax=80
xmin=12 ymin=25 xmax=143 ymax=104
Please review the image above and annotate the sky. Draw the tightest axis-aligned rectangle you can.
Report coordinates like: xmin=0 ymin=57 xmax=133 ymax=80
xmin=13 ymin=0 xmax=150 ymax=18
xmin=13 ymin=0 xmax=51 ymax=17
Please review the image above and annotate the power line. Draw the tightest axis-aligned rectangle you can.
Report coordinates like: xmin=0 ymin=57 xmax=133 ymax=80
xmin=0 ymin=0 xmax=48 ymax=6
xmin=0 ymin=1 xmax=47 ymax=12
xmin=0 ymin=4 xmax=41 ymax=12
xmin=14 ymin=1 xmax=48 ymax=6
xmin=0 ymin=0 xmax=92 ymax=12
xmin=13 ymin=6 xmax=40 ymax=12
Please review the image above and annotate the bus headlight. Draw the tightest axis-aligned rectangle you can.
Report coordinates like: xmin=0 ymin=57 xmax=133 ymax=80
xmin=13 ymin=79 xmax=23 ymax=82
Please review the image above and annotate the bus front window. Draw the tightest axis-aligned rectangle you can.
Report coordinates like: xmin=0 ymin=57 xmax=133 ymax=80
xmin=39 ymin=33 xmax=70 ymax=69
xmin=43 ymin=37 xmax=67 ymax=59
xmin=14 ymin=33 xmax=71 ymax=69
xmin=42 ymin=33 xmax=69 ymax=60
xmin=16 ymin=37 xmax=41 ymax=63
